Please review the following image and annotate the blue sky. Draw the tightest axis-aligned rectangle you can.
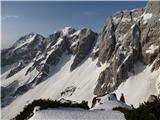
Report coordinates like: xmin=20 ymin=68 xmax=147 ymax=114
xmin=2 ymin=1 xmax=147 ymax=48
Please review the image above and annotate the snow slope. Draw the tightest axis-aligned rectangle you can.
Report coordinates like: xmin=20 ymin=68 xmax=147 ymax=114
xmin=115 ymin=62 xmax=160 ymax=107
xmin=30 ymin=108 xmax=125 ymax=120
xmin=30 ymin=95 xmax=128 ymax=120
xmin=1 ymin=54 xmax=106 ymax=119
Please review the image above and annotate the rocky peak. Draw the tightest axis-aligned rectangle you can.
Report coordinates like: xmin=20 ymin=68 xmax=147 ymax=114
xmin=93 ymin=1 xmax=160 ymax=96
xmin=1 ymin=32 xmax=45 ymax=67
xmin=12 ymin=32 xmax=44 ymax=48
xmin=70 ymin=28 xmax=98 ymax=71
xmin=61 ymin=26 xmax=76 ymax=36
xmin=2 ymin=27 xmax=98 ymax=100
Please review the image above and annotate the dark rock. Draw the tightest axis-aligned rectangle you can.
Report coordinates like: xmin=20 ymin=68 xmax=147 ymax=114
xmin=70 ymin=28 xmax=97 ymax=71
xmin=147 ymin=95 xmax=158 ymax=103
xmin=96 ymin=17 xmax=116 ymax=64
xmin=14 ymin=84 xmax=30 ymax=95
xmin=6 ymin=62 xmax=26 ymax=78
xmin=61 ymin=86 xmax=76 ymax=97
xmin=120 ymin=93 xmax=125 ymax=103
xmin=108 ymin=93 xmax=117 ymax=101
xmin=151 ymin=56 xmax=160 ymax=72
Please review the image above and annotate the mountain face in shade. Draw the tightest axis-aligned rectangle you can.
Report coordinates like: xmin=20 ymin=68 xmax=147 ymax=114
xmin=1 ymin=1 xmax=160 ymax=119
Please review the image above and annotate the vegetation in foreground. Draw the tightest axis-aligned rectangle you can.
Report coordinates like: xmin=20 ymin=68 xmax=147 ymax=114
xmin=13 ymin=99 xmax=89 ymax=120
xmin=113 ymin=99 xmax=160 ymax=120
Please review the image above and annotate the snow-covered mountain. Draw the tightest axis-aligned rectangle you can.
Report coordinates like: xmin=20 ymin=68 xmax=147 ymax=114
xmin=1 ymin=1 xmax=160 ymax=120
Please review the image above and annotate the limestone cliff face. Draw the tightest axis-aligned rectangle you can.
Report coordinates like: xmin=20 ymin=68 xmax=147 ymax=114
xmin=93 ymin=1 xmax=160 ymax=96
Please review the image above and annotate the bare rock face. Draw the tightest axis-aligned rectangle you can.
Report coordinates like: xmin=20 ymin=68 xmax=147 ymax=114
xmin=145 ymin=1 xmax=160 ymax=15
xmin=147 ymin=95 xmax=158 ymax=103
xmin=95 ymin=17 xmax=116 ymax=64
xmin=151 ymin=56 xmax=160 ymax=72
xmin=70 ymin=28 xmax=97 ymax=71
xmin=93 ymin=1 xmax=160 ymax=96
xmin=94 ymin=16 xmax=142 ymax=96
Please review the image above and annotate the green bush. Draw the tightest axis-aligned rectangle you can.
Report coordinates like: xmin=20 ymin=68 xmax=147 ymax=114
xmin=113 ymin=99 xmax=160 ymax=120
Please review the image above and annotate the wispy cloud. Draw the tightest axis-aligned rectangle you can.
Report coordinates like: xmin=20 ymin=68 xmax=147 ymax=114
xmin=2 ymin=15 xmax=19 ymax=20
xmin=81 ymin=11 xmax=97 ymax=16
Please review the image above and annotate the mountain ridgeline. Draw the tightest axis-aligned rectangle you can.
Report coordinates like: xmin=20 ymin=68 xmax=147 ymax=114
xmin=1 ymin=1 xmax=160 ymax=119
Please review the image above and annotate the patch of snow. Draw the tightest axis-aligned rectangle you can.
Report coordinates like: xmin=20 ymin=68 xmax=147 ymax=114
xmin=13 ymin=33 xmax=37 ymax=51
xmin=121 ymin=18 xmax=131 ymax=22
xmin=71 ymin=40 xmax=79 ymax=47
xmin=131 ymin=24 xmax=136 ymax=29
xmin=113 ymin=17 xmax=121 ymax=24
xmin=146 ymin=44 xmax=159 ymax=54
xmin=142 ymin=13 xmax=152 ymax=24
xmin=70 ymin=30 xmax=80 ymax=37
xmin=156 ymin=74 xmax=160 ymax=95
xmin=54 ymin=38 xmax=63 ymax=46
xmin=62 ymin=26 xmax=72 ymax=36
xmin=92 ymin=95 xmax=129 ymax=111
xmin=92 ymin=47 xmax=99 ymax=54
xmin=118 ymin=33 xmax=127 ymax=41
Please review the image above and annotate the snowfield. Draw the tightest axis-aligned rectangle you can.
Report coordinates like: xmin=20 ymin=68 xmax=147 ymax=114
xmin=1 ymin=54 xmax=107 ymax=119
xmin=30 ymin=108 xmax=125 ymax=120
xmin=115 ymin=62 xmax=160 ymax=107
xmin=30 ymin=95 xmax=128 ymax=120
xmin=1 ymin=53 xmax=160 ymax=119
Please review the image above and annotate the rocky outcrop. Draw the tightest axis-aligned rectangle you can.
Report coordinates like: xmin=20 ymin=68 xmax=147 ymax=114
xmin=6 ymin=62 xmax=27 ymax=78
xmin=147 ymin=95 xmax=158 ymax=103
xmin=95 ymin=17 xmax=116 ymax=64
xmin=70 ymin=28 xmax=97 ymax=71
xmin=93 ymin=1 xmax=160 ymax=96
xmin=61 ymin=86 xmax=76 ymax=97
xmin=94 ymin=22 xmax=142 ymax=96
xmin=151 ymin=56 xmax=160 ymax=72
xmin=145 ymin=1 xmax=160 ymax=15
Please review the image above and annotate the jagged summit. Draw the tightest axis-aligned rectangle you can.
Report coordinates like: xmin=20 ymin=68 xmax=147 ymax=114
xmin=12 ymin=32 xmax=44 ymax=48
xmin=61 ymin=26 xmax=76 ymax=35
xmin=1 ymin=27 xmax=97 ymax=108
